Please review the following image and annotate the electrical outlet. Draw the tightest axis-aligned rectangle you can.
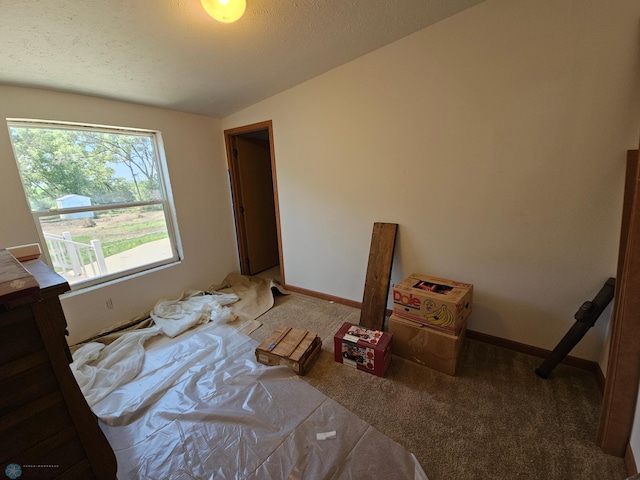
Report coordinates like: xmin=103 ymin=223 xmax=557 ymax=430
xmin=106 ymin=298 xmax=114 ymax=310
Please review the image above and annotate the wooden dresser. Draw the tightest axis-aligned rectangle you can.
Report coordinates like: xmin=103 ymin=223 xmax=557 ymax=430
xmin=0 ymin=250 xmax=116 ymax=479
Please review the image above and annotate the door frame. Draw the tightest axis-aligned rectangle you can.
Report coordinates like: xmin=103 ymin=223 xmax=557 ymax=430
xmin=597 ymin=149 xmax=640 ymax=458
xmin=224 ymin=120 xmax=284 ymax=281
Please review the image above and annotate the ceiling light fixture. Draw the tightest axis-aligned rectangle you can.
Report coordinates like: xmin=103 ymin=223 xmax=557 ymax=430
xmin=201 ymin=0 xmax=246 ymax=23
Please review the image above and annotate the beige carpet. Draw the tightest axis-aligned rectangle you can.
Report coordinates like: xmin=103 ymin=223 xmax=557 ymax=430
xmin=247 ymin=288 xmax=629 ymax=480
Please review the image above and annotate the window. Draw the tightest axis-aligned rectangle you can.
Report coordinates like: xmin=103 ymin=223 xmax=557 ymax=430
xmin=8 ymin=120 xmax=181 ymax=288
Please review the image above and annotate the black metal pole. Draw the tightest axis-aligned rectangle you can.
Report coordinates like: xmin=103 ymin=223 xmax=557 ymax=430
xmin=535 ymin=277 xmax=615 ymax=379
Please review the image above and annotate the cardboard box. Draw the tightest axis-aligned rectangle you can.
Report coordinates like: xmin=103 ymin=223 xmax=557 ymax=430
xmin=334 ymin=322 xmax=392 ymax=377
xmin=255 ymin=325 xmax=322 ymax=375
xmin=388 ymin=314 xmax=466 ymax=376
xmin=392 ymin=273 xmax=473 ymax=335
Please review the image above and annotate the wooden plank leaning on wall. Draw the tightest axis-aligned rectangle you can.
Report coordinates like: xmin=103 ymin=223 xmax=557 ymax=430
xmin=359 ymin=222 xmax=398 ymax=331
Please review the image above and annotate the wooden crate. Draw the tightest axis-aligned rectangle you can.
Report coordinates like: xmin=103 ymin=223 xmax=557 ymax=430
xmin=255 ymin=325 xmax=322 ymax=375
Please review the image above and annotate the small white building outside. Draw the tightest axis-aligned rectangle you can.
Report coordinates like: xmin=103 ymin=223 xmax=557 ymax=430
xmin=56 ymin=194 xmax=94 ymax=220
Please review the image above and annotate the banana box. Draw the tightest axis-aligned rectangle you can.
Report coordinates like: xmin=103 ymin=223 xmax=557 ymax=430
xmin=392 ymin=274 xmax=473 ymax=335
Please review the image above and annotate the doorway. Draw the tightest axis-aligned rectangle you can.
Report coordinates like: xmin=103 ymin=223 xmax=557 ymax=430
xmin=224 ymin=121 xmax=283 ymax=281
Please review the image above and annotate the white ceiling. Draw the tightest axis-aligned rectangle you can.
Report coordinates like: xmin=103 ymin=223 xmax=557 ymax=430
xmin=0 ymin=0 xmax=485 ymax=118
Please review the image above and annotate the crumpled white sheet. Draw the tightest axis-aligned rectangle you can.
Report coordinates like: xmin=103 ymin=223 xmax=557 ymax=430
xmin=71 ymin=290 xmax=239 ymax=407
xmin=150 ymin=290 xmax=238 ymax=338
xmin=94 ymin=322 xmax=430 ymax=480
xmin=70 ymin=326 xmax=162 ymax=407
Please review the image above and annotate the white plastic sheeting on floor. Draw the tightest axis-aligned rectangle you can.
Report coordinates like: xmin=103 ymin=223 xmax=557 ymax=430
xmin=71 ymin=291 xmax=238 ymax=407
xmin=91 ymin=322 xmax=429 ymax=479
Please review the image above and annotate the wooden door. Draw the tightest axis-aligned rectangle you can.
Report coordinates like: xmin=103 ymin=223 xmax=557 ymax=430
xmin=232 ymin=136 xmax=279 ymax=275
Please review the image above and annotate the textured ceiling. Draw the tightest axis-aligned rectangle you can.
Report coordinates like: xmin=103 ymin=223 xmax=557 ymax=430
xmin=0 ymin=0 xmax=485 ymax=118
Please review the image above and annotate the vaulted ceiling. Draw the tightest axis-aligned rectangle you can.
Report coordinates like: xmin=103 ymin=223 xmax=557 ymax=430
xmin=0 ymin=0 xmax=485 ymax=117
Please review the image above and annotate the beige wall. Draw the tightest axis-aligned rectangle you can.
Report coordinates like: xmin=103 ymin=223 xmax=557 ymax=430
xmin=0 ymin=85 xmax=239 ymax=344
xmin=222 ymin=0 xmax=640 ymax=362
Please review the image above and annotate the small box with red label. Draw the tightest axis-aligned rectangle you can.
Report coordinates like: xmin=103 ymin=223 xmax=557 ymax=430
xmin=392 ymin=274 xmax=473 ymax=335
xmin=334 ymin=322 xmax=392 ymax=377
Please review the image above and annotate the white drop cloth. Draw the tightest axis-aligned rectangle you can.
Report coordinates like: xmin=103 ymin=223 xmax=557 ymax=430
xmin=150 ymin=290 xmax=238 ymax=337
xmin=86 ymin=322 xmax=429 ymax=479
xmin=71 ymin=290 xmax=239 ymax=407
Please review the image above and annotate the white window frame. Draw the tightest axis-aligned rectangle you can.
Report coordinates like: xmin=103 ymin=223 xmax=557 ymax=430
xmin=7 ymin=118 xmax=182 ymax=289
